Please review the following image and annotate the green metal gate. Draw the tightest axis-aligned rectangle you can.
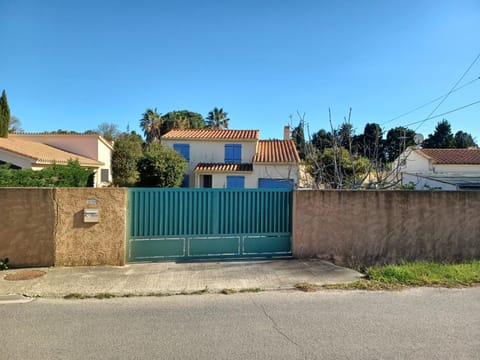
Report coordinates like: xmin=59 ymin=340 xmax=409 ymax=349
xmin=126 ymin=188 xmax=292 ymax=262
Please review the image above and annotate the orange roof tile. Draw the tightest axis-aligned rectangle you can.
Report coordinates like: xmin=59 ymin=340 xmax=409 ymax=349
xmin=195 ymin=163 xmax=253 ymax=172
xmin=418 ymin=148 xmax=480 ymax=164
xmin=253 ymin=140 xmax=300 ymax=163
xmin=162 ymin=129 xmax=259 ymax=140
xmin=0 ymin=137 xmax=103 ymax=167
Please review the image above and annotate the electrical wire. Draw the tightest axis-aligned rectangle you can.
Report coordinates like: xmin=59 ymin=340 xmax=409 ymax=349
xmin=414 ymin=52 xmax=480 ymax=132
xmin=401 ymin=99 xmax=480 ymax=128
xmin=380 ymin=76 xmax=480 ymax=126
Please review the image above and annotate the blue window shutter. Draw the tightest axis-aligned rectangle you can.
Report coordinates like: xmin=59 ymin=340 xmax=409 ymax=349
xmin=258 ymin=178 xmax=294 ymax=189
xmin=173 ymin=144 xmax=190 ymax=161
xmin=225 ymin=144 xmax=241 ymax=163
xmin=227 ymin=176 xmax=245 ymax=189
xmin=181 ymin=174 xmax=190 ymax=188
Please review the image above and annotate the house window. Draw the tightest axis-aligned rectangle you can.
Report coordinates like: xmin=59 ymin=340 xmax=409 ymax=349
xmin=100 ymin=169 xmax=109 ymax=182
xmin=224 ymin=144 xmax=242 ymax=163
xmin=173 ymin=144 xmax=190 ymax=161
xmin=181 ymin=174 xmax=190 ymax=188
xmin=202 ymin=175 xmax=212 ymax=188
xmin=226 ymin=176 xmax=245 ymax=189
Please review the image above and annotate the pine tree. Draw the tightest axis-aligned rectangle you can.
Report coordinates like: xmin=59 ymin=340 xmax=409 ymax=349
xmin=0 ymin=90 xmax=11 ymax=138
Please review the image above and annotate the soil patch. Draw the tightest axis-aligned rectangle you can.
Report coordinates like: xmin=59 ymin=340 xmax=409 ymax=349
xmin=4 ymin=270 xmax=47 ymax=281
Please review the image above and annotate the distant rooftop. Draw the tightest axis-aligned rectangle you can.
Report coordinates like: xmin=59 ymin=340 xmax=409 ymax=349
xmin=0 ymin=137 xmax=103 ymax=167
xmin=418 ymin=148 xmax=480 ymax=165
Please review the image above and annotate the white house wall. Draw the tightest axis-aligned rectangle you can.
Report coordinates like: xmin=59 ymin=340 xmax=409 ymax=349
xmin=162 ymin=139 xmax=257 ymax=179
xmin=402 ymin=173 xmax=457 ymax=190
xmin=253 ymin=164 xmax=299 ymax=185
xmin=433 ymin=164 xmax=480 ymax=173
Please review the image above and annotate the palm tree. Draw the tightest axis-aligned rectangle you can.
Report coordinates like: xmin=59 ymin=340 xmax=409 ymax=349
xmin=140 ymin=108 xmax=163 ymax=143
xmin=206 ymin=107 xmax=229 ymax=129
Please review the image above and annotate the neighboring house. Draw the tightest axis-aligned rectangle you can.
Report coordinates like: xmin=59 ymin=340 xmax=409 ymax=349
xmin=394 ymin=147 xmax=480 ymax=190
xmin=0 ymin=133 xmax=113 ymax=187
xmin=161 ymin=127 xmax=300 ymax=188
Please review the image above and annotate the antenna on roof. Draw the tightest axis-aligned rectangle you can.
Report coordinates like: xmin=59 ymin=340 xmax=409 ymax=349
xmin=414 ymin=134 xmax=424 ymax=146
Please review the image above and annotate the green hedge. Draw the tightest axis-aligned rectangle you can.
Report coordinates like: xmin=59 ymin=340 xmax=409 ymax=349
xmin=0 ymin=160 xmax=94 ymax=187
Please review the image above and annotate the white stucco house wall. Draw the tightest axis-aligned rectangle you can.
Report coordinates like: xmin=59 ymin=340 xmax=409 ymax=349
xmin=161 ymin=128 xmax=300 ymax=189
xmin=0 ymin=133 xmax=113 ymax=187
xmin=393 ymin=147 xmax=480 ymax=190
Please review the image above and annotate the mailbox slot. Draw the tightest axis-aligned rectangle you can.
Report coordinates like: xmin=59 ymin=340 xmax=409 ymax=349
xmin=84 ymin=208 xmax=100 ymax=223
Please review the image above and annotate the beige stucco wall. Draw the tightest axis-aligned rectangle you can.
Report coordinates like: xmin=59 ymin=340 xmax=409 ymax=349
xmin=54 ymin=188 xmax=126 ymax=266
xmin=0 ymin=188 xmax=127 ymax=267
xmin=0 ymin=188 xmax=56 ymax=267
xmin=293 ymin=190 xmax=480 ymax=266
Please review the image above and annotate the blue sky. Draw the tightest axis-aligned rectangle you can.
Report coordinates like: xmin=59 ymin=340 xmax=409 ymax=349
xmin=1 ymin=0 xmax=479 ymax=142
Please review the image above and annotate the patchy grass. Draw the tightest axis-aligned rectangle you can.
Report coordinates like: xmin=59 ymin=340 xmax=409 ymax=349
xmin=322 ymin=261 xmax=480 ymax=291
xmin=366 ymin=261 xmax=480 ymax=287
xmin=94 ymin=293 xmax=116 ymax=299
xmin=64 ymin=293 xmax=86 ymax=299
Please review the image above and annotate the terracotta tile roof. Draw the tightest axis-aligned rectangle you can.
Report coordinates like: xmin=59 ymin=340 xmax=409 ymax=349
xmin=0 ymin=137 xmax=103 ymax=167
xmin=195 ymin=163 xmax=253 ymax=172
xmin=162 ymin=129 xmax=259 ymax=140
xmin=417 ymin=148 xmax=480 ymax=164
xmin=12 ymin=133 xmax=114 ymax=150
xmin=253 ymin=140 xmax=300 ymax=163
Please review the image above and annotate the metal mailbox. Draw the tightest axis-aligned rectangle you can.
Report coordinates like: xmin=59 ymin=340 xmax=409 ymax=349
xmin=84 ymin=208 xmax=100 ymax=223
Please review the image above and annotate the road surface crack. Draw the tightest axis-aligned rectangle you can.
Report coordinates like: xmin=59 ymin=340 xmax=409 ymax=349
xmin=251 ymin=298 xmax=305 ymax=355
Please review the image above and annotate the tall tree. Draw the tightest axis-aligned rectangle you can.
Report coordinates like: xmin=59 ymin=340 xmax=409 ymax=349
xmin=162 ymin=110 xmax=206 ymax=134
xmin=360 ymin=123 xmax=384 ymax=162
xmin=384 ymin=126 xmax=415 ymax=162
xmin=96 ymin=122 xmax=120 ymax=142
xmin=454 ymin=131 xmax=477 ymax=148
xmin=0 ymin=90 xmax=11 ymax=138
xmin=8 ymin=116 xmax=23 ymax=133
xmin=111 ymin=131 xmax=144 ymax=186
xmin=140 ymin=108 xmax=163 ymax=143
xmin=422 ymin=119 xmax=455 ymax=148
xmin=206 ymin=107 xmax=229 ymax=129
xmin=291 ymin=122 xmax=306 ymax=160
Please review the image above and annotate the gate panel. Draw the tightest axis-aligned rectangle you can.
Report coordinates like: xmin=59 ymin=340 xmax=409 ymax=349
xmin=127 ymin=188 xmax=292 ymax=262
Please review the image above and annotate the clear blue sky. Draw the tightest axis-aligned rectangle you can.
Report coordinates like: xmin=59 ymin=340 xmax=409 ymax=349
xmin=1 ymin=0 xmax=479 ymax=142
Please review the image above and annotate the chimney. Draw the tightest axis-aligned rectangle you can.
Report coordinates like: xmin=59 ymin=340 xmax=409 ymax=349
xmin=284 ymin=125 xmax=290 ymax=140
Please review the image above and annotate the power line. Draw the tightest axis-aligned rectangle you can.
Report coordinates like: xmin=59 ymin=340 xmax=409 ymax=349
xmin=401 ymin=99 xmax=480 ymax=128
xmin=380 ymin=76 xmax=480 ymax=126
xmin=414 ymin=52 xmax=480 ymax=132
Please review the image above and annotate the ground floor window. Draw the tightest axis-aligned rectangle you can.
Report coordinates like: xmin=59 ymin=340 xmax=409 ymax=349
xmin=226 ymin=175 xmax=245 ymax=189
xmin=202 ymin=174 xmax=212 ymax=188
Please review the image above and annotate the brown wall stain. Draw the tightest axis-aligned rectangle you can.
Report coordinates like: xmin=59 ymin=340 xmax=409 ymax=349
xmin=54 ymin=188 xmax=127 ymax=266
xmin=293 ymin=190 xmax=480 ymax=266
xmin=0 ymin=188 xmax=56 ymax=267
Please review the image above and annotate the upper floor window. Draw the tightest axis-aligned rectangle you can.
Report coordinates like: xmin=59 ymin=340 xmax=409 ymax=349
xmin=225 ymin=144 xmax=242 ymax=163
xmin=173 ymin=144 xmax=190 ymax=161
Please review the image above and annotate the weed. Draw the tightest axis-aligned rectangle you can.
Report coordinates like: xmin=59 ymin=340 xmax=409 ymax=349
xmin=64 ymin=293 xmax=86 ymax=299
xmin=295 ymin=282 xmax=321 ymax=292
xmin=94 ymin=293 xmax=116 ymax=299
xmin=239 ymin=288 xmax=263 ymax=293
xmin=0 ymin=257 xmax=9 ymax=271
xmin=221 ymin=288 xmax=237 ymax=295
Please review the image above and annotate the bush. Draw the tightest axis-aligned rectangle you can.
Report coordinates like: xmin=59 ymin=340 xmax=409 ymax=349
xmin=0 ymin=257 xmax=8 ymax=270
xmin=0 ymin=160 xmax=94 ymax=187
xmin=137 ymin=142 xmax=186 ymax=187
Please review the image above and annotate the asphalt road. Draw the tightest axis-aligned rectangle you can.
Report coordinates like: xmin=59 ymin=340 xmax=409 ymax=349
xmin=1 ymin=288 xmax=479 ymax=359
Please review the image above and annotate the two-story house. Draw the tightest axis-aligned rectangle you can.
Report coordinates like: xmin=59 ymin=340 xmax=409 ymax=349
xmin=394 ymin=147 xmax=480 ymax=190
xmin=161 ymin=127 xmax=300 ymax=188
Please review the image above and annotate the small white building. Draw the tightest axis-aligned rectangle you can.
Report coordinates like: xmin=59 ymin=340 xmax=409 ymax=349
xmin=161 ymin=127 xmax=300 ymax=188
xmin=394 ymin=147 xmax=480 ymax=190
xmin=0 ymin=133 xmax=113 ymax=187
